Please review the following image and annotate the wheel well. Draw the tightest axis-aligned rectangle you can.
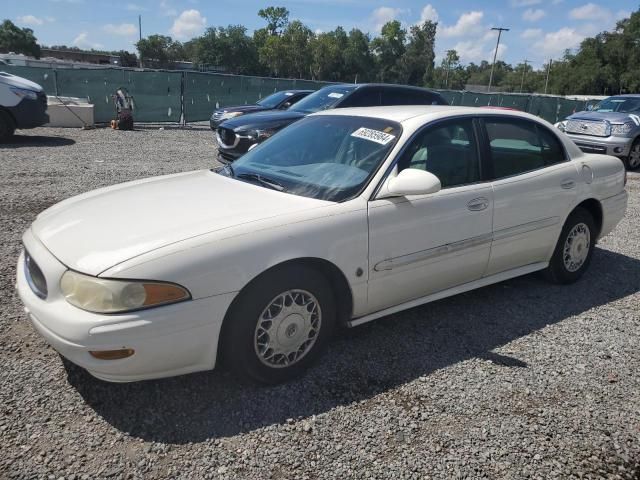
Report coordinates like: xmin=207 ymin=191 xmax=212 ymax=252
xmin=574 ymin=198 xmax=603 ymax=238
xmin=217 ymin=258 xmax=354 ymax=364
xmin=0 ymin=107 xmax=16 ymax=125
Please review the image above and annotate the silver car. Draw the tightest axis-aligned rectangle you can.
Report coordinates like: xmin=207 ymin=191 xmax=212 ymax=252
xmin=555 ymin=95 xmax=640 ymax=170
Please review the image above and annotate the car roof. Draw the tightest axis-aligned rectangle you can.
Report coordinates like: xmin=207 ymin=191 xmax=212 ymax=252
xmin=323 ymin=83 xmax=440 ymax=92
xmin=311 ymin=105 xmax=548 ymax=124
xmin=282 ymin=89 xmax=314 ymax=94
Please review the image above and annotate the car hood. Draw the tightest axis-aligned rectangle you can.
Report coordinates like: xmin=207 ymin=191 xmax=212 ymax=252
xmin=220 ymin=110 xmax=307 ymax=131
xmin=31 ymin=170 xmax=329 ymax=276
xmin=567 ymin=111 xmax=640 ymax=124
xmin=0 ymin=71 xmax=44 ymax=92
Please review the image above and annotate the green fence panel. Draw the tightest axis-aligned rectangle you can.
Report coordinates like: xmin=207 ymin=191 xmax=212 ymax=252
xmin=55 ymin=68 xmax=125 ymax=123
xmin=460 ymin=92 xmax=495 ymax=107
xmin=4 ymin=65 xmax=57 ymax=95
xmin=496 ymin=94 xmax=530 ymax=111
xmin=183 ymin=73 xmax=331 ymax=122
xmin=526 ymin=96 xmax=559 ymax=124
xmin=435 ymin=89 xmax=463 ymax=105
xmin=123 ymin=70 xmax=182 ymax=123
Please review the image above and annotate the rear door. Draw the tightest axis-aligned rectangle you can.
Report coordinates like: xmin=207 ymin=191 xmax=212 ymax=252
xmin=480 ymin=117 xmax=579 ymax=275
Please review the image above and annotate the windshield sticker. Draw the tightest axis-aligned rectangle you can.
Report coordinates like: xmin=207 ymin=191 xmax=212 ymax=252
xmin=328 ymin=92 xmax=344 ymax=99
xmin=351 ymin=127 xmax=396 ymax=145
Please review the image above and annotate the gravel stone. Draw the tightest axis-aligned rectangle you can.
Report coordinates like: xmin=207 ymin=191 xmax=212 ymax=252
xmin=1 ymin=126 xmax=639 ymax=479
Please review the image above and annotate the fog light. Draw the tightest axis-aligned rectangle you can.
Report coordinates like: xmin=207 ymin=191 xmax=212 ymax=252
xmin=614 ymin=147 xmax=623 ymax=153
xmin=89 ymin=348 xmax=135 ymax=360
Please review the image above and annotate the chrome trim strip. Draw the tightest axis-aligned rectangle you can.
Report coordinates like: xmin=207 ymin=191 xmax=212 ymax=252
xmin=492 ymin=216 xmax=560 ymax=241
xmin=216 ymin=130 xmax=240 ymax=149
xmin=374 ymin=232 xmax=493 ymax=272
xmin=374 ymin=216 xmax=560 ymax=272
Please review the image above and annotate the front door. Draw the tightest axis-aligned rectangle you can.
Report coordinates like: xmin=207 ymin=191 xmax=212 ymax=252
xmin=366 ymin=118 xmax=494 ymax=314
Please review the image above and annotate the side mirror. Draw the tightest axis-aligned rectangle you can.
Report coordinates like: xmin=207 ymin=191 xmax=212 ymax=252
xmin=379 ymin=168 xmax=441 ymax=198
xmin=280 ymin=102 xmax=292 ymax=109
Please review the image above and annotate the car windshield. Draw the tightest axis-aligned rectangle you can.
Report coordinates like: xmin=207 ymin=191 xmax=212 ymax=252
xmin=222 ymin=115 xmax=401 ymax=202
xmin=593 ymin=97 xmax=640 ymax=113
xmin=289 ymin=85 xmax=357 ymax=114
xmin=257 ymin=91 xmax=293 ymax=108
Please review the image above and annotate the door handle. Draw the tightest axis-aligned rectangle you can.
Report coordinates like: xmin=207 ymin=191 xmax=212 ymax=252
xmin=467 ymin=197 xmax=489 ymax=211
xmin=561 ymin=179 xmax=576 ymax=189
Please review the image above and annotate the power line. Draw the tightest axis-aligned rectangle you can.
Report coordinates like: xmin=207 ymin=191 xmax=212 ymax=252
xmin=488 ymin=27 xmax=509 ymax=93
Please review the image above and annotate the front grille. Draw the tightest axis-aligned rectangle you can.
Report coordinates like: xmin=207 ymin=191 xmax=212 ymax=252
xmin=566 ymin=119 xmax=610 ymax=137
xmin=217 ymin=127 xmax=237 ymax=148
xmin=24 ymin=250 xmax=47 ymax=299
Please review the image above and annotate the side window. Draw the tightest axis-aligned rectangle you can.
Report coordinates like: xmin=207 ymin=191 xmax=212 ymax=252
xmin=485 ymin=119 xmax=565 ymax=179
xmin=381 ymin=89 xmax=443 ymax=106
xmin=339 ymin=88 xmax=381 ymax=108
xmin=381 ymin=89 xmax=415 ymax=106
xmin=537 ymin=125 xmax=566 ymax=166
xmin=398 ymin=119 xmax=480 ymax=188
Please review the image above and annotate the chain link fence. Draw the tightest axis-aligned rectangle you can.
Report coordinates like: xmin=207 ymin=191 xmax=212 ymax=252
xmin=4 ymin=65 xmax=601 ymax=125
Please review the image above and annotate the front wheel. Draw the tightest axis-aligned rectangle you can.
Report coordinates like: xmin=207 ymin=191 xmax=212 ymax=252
xmin=623 ymin=138 xmax=640 ymax=170
xmin=222 ymin=265 xmax=336 ymax=384
xmin=544 ymin=207 xmax=596 ymax=284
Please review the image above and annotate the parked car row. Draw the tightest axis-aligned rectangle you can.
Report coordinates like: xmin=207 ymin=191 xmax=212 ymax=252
xmin=214 ymin=83 xmax=448 ymax=162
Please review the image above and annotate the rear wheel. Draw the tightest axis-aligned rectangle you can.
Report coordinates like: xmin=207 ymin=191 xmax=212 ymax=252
xmin=222 ymin=265 xmax=336 ymax=384
xmin=0 ymin=110 xmax=16 ymax=141
xmin=624 ymin=138 xmax=640 ymax=170
xmin=544 ymin=207 xmax=596 ymax=284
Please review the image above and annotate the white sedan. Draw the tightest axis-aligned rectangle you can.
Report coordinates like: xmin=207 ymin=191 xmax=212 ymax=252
xmin=17 ymin=106 xmax=628 ymax=384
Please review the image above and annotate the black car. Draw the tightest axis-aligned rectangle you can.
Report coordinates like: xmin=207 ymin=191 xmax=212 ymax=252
xmin=209 ymin=90 xmax=312 ymax=130
xmin=216 ymin=83 xmax=448 ymax=162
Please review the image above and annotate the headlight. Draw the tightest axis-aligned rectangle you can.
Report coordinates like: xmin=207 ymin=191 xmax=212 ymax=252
xmin=554 ymin=121 xmax=567 ymax=132
xmin=610 ymin=122 xmax=634 ymax=136
xmin=221 ymin=111 xmax=243 ymax=120
xmin=246 ymin=128 xmax=275 ymax=141
xmin=60 ymin=270 xmax=190 ymax=314
xmin=10 ymin=87 xmax=38 ymax=100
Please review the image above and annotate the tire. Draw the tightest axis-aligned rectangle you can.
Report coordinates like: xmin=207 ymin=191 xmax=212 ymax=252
xmin=222 ymin=264 xmax=336 ymax=384
xmin=623 ymin=138 xmax=640 ymax=171
xmin=0 ymin=110 xmax=16 ymax=141
xmin=544 ymin=207 xmax=596 ymax=284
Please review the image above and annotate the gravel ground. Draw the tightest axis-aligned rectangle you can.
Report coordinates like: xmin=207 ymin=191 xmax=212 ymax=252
xmin=1 ymin=126 xmax=639 ymax=480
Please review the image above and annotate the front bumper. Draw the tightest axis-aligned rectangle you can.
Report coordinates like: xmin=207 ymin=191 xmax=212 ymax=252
xmin=16 ymin=229 xmax=236 ymax=382
xmin=565 ymin=133 xmax=633 ymax=157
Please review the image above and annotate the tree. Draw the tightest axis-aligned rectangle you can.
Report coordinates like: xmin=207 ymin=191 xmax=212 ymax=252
xmin=0 ymin=20 xmax=41 ymax=58
xmin=135 ymin=34 xmax=184 ymax=68
xmin=402 ymin=21 xmax=437 ymax=86
xmin=343 ymin=28 xmax=374 ymax=83
xmin=117 ymin=50 xmax=138 ymax=68
xmin=258 ymin=6 xmax=289 ymax=36
xmin=371 ymin=20 xmax=406 ymax=83
xmin=191 ymin=26 xmax=258 ymax=74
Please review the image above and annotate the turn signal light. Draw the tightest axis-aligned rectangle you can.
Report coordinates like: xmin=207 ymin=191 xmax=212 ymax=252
xmin=89 ymin=348 xmax=135 ymax=360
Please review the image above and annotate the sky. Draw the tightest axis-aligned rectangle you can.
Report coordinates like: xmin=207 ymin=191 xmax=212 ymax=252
xmin=6 ymin=0 xmax=637 ymax=69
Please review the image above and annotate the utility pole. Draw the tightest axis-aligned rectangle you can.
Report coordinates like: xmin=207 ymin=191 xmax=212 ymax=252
xmin=445 ymin=56 xmax=451 ymax=88
xmin=488 ymin=27 xmax=509 ymax=93
xmin=138 ymin=15 xmax=143 ymax=68
xmin=519 ymin=59 xmax=530 ymax=93
xmin=544 ymin=59 xmax=552 ymax=94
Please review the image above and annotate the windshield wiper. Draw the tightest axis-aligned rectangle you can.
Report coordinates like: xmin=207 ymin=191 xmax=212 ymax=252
xmin=236 ymin=172 xmax=286 ymax=192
